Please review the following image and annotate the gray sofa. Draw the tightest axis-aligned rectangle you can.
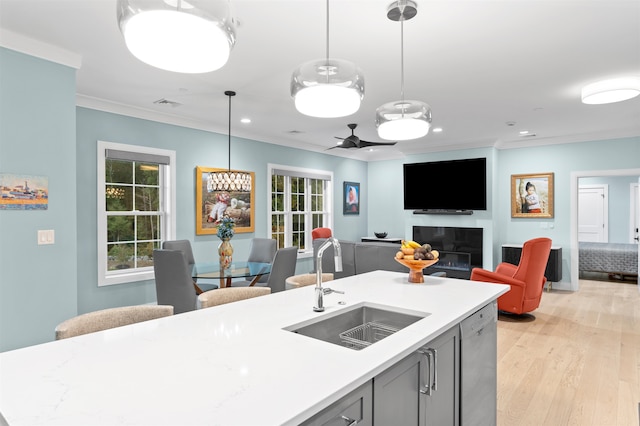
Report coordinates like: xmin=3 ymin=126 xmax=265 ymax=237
xmin=312 ymin=238 xmax=414 ymax=278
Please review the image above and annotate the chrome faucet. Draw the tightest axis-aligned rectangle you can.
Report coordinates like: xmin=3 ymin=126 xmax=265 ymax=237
xmin=314 ymin=237 xmax=344 ymax=312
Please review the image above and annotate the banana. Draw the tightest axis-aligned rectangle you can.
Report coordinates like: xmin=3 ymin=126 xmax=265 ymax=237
xmin=406 ymin=240 xmax=421 ymax=249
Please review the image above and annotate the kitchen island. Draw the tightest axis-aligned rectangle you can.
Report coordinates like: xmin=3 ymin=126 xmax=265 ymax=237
xmin=0 ymin=271 xmax=508 ymax=425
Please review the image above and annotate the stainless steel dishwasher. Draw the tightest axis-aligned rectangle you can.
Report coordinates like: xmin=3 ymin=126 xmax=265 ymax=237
xmin=459 ymin=300 xmax=498 ymax=426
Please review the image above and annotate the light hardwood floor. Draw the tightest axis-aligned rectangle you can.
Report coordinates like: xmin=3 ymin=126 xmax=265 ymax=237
xmin=497 ymin=278 xmax=639 ymax=426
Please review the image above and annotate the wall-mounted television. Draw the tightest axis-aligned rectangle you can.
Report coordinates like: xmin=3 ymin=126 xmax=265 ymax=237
xmin=403 ymin=157 xmax=487 ymax=212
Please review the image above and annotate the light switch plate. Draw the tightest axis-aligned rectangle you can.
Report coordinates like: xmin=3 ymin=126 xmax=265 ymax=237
xmin=38 ymin=229 xmax=55 ymax=245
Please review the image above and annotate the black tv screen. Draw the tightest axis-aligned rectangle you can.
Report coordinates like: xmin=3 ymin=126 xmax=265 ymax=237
xmin=403 ymin=157 xmax=487 ymax=211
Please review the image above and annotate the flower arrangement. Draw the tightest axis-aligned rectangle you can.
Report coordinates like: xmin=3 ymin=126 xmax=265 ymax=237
xmin=216 ymin=215 xmax=235 ymax=240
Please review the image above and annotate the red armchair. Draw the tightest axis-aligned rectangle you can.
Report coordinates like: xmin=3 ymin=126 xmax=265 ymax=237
xmin=312 ymin=227 xmax=332 ymax=240
xmin=470 ymin=237 xmax=552 ymax=315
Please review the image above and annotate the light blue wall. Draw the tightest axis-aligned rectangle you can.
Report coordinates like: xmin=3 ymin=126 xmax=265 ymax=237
xmin=367 ymin=139 xmax=640 ymax=286
xmin=0 ymin=48 xmax=78 ymax=351
xmin=579 ymin=175 xmax=637 ymax=243
xmin=2 ymin=46 xmax=639 ymax=352
xmin=76 ymin=108 xmax=368 ymax=314
xmin=367 ymin=147 xmax=498 ymax=268
xmin=495 ymin=138 xmax=640 ymax=281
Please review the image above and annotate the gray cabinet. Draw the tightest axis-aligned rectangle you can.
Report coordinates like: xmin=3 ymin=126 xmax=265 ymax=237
xmin=301 ymin=381 xmax=372 ymax=426
xmin=373 ymin=351 xmax=423 ymax=425
xmin=373 ymin=325 xmax=460 ymax=426
xmin=423 ymin=325 xmax=460 ymax=425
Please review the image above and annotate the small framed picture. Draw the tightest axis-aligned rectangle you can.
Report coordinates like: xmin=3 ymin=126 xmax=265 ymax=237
xmin=343 ymin=181 xmax=360 ymax=215
xmin=511 ymin=172 xmax=554 ymax=218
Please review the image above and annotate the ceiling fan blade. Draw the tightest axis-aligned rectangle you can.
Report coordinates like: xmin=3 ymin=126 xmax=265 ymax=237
xmin=358 ymin=139 xmax=398 ymax=148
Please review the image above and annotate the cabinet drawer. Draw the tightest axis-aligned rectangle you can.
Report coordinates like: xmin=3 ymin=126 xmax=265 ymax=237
xmin=300 ymin=381 xmax=372 ymax=426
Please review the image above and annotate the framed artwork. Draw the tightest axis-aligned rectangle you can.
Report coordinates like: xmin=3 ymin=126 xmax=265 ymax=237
xmin=0 ymin=173 xmax=48 ymax=210
xmin=196 ymin=166 xmax=255 ymax=235
xmin=511 ymin=172 xmax=554 ymax=218
xmin=343 ymin=181 xmax=360 ymax=215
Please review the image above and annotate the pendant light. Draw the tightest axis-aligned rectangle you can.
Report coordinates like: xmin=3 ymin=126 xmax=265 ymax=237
xmin=116 ymin=0 xmax=236 ymax=74
xmin=208 ymin=91 xmax=251 ymax=191
xmin=290 ymin=0 xmax=365 ymax=118
xmin=376 ymin=0 xmax=432 ymax=141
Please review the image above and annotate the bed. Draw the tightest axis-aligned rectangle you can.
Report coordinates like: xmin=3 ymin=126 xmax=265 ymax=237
xmin=579 ymin=242 xmax=638 ymax=278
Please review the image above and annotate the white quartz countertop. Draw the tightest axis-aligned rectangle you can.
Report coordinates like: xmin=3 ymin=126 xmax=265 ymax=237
xmin=0 ymin=271 xmax=508 ymax=426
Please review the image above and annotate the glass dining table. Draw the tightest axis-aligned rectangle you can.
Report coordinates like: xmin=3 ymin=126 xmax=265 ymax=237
xmin=191 ymin=261 xmax=272 ymax=289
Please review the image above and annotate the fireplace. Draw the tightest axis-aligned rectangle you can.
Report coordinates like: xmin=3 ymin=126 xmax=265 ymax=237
xmin=413 ymin=226 xmax=483 ymax=279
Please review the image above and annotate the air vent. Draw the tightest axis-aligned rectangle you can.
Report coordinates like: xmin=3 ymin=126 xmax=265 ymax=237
xmin=153 ymin=98 xmax=182 ymax=107
xmin=287 ymin=130 xmax=304 ymax=134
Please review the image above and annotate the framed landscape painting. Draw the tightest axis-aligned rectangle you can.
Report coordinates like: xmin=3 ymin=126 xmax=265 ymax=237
xmin=343 ymin=181 xmax=360 ymax=215
xmin=196 ymin=166 xmax=255 ymax=235
xmin=511 ymin=172 xmax=554 ymax=218
xmin=0 ymin=173 xmax=48 ymax=210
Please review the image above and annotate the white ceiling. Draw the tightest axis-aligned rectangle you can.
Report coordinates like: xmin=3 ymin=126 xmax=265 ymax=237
xmin=1 ymin=0 xmax=639 ymax=161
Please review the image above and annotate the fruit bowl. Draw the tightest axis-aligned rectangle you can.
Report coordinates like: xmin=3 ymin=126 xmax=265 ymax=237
xmin=374 ymin=232 xmax=388 ymax=239
xmin=394 ymin=257 xmax=439 ymax=283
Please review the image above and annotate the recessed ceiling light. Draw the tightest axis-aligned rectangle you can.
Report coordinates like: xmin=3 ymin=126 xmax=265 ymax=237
xmin=581 ymin=77 xmax=640 ymax=104
xmin=519 ymin=130 xmax=529 ymax=135
xmin=432 ymin=127 xmax=443 ymax=133
xmin=240 ymin=118 xmax=251 ymax=124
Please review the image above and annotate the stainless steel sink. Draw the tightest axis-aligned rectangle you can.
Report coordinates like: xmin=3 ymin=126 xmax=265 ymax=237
xmin=284 ymin=303 xmax=429 ymax=350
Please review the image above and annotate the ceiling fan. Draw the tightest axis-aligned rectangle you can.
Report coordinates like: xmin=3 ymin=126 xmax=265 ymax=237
xmin=329 ymin=123 xmax=398 ymax=149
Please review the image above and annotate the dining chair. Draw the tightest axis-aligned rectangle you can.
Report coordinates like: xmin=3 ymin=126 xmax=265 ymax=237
xmin=55 ymin=305 xmax=174 ymax=340
xmin=153 ymin=249 xmax=199 ymax=314
xmin=162 ymin=239 xmax=218 ymax=293
xmin=312 ymin=227 xmax=332 ymax=240
xmin=265 ymin=246 xmax=298 ymax=293
xmin=197 ymin=287 xmax=271 ymax=309
xmin=235 ymin=238 xmax=277 ymax=286
xmin=285 ymin=273 xmax=334 ymax=290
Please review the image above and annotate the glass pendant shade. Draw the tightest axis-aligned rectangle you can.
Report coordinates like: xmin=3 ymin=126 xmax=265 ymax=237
xmin=207 ymin=171 xmax=252 ymax=191
xmin=376 ymin=100 xmax=432 ymax=140
xmin=116 ymin=0 xmax=236 ymax=73
xmin=291 ymin=59 xmax=364 ymax=118
xmin=581 ymin=77 xmax=640 ymax=104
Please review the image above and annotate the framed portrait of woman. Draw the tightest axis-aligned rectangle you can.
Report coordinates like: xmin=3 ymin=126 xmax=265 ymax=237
xmin=511 ymin=172 xmax=554 ymax=218
xmin=343 ymin=181 xmax=360 ymax=215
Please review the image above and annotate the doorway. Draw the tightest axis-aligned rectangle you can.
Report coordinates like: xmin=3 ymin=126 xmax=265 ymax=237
xmin=570 ymin=168 xmax=640 ymax=292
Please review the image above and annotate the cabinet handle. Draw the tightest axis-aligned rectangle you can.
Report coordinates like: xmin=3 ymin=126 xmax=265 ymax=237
xmin=341 ymin=415 xmax=359 ymax=425
xmin=418 ymin=350 xmax=432 ymax=395
xmin=430 ymin=348 xmax=438 ymax=392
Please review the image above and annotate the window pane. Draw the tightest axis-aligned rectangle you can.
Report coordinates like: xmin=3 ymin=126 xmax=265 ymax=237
xmin=135 ymin=163 xmax=159 ymax=185
xmin=107 ymin=243 xmax=134 ymax=271
xmin=106 ymin=185 xmax=133 ymax=211
xmin=312 ymin=213 xmax=323 ymax=229
xmin=107 ymin=215 xmax=135 ymax=242
xmin=137 ymin=215 xmax=160 ymax=240
xmin=137 ymin=241 xmax=157 ymax=268
xmin=135 ymin=186 xmax=159 ymax=211
xmin=106 ymin=159 xmax=133 ymax=184
xmin=272 ymin=174 xmax=284 ymax=192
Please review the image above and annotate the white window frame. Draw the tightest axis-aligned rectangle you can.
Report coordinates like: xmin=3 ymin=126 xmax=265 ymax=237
xmin=97 ymin=141 xmax=176 ymax=286
xmin=267 ymin=163 xmax=333 ymax=256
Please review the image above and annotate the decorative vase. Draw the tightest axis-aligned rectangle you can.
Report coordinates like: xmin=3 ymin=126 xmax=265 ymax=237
xmin=218 ymin=238 xmax=233 ymax=270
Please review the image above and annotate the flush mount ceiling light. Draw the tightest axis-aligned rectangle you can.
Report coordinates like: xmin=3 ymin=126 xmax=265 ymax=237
xmin=208 ymin=91 xmax=251 ymax=192
xmin=290 ymin=0 xmax=364 ymax=118
xmin=376 ymin=0 xmax=432 ymax=141
xmin=116 ymin=0 xmax=236 ymax=73
xmin=581 ymin=77 xmax=640 ymax=104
